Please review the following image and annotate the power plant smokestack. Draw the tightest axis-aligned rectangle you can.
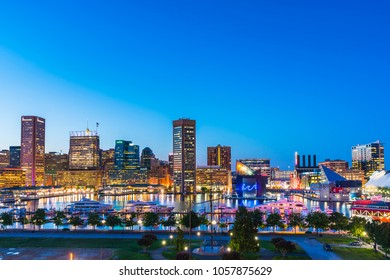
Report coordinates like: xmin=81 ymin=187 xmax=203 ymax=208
xmin=308 ymin=155 xmax=311 ymax=167
xmin=302 ymin=155 xmax=306 ymax=167
xmin=314 ymin=155 xmax=317 ymax=167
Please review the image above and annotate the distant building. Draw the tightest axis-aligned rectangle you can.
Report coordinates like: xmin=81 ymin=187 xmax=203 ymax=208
xmin=114 ymin=140 xmax=140 ymax=170
xmin=352 ymin=141 xmax=385 ymax=180
xmin=0 ymin=150 xmax=9 ymax=168
xmin=173 ymin=118 xmax=196 ymax=194
xmin=207 ymin=145 xmax=231 ymax=171
xmin=44 ymin=152 xmax=68 ymax=186
xmin=168 ymin=153 xmax=174 ymax=177
xmin=236 ymin=159 xmax=271 ymax=178
xmin=196 ymin=166 xmax=231 ymax=191
xmin=108 ymin=168 xmax=148 ymax=185
xmin=292 ymin=153 xmax=320 ymax=189
xmin=310 ymin=165 xmax=362 ymax=201
xmin=21 ymin=116 xmax=45 ymax=186
xmin=101 ymin=149 xmax=115 ymax=186
xmin=57 ymin=170 xmax=103 ymax=187
xmin=0 ymin=168 xmax=26 ymax=188
xmin=9 ymin=146 xmax=21 ymax=168
xmin=141 ymin=147 xmax=156 ymax=170
xmin=318 ymin=159 xmax=348 ymax=174
xmin=69 ymin=130 xmax=100 ymax=170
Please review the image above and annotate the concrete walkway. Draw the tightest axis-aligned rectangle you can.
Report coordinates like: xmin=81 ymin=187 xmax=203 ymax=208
xmin=150 ymin=247 xmax=167 ymax=260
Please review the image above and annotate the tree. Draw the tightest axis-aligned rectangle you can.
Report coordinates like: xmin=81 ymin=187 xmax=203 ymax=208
xmin=175 ymin=228 xmax=186 ymax=252
xmin=199 ymin=214 xmax=209 ymax=227
xmin=288 ymin=213 xmax=305 ymax=234
xmin=252 ymin=209 xmax=264 ymax=229
xmin=69 ymin=215 xmax=84 ymax=230
xmin=137 ymin=237 xmax=154 ymax=253
xmin=306 ymin=212 xmax=329 ymax=235
xmin=87 ymin=212 xmax=102 ymax=230
xmin=271 ymin=237 xmax=296 ymax=258
xmin=0 ymin=212 xmax=13 ymax=229
xmin=31 ymin=209 xmax=47 ymax=230
xmin=266 ymin=213 xmax=282 ymax=233
xmin=229 ymin=206 xmax=260 ymax=253
xmin=124 ymin=217 xmax=137 ymax=231
xmin=105 ymin=215 xmax=122 ymax=230
xmin=143 ymin=212 xmax=160 ymax=231
xmin=365 ymin=220 xmax=381 ymax=252
xmin=329 ymin=212 xmax=349 ymax=235
xmin=222 ymin=251 xmax=241 ymax=260
xmin=53 ymin=211 xmax=67 ymax=230
xmin=348 ymin=216 xmax=367 ymax=239
xmin=377 ymin=222 xmax=390 ymax=257
xmin=181 ymin=211 xmax=201 ymax=229
xmin=161 ymin=214 xmax=176 ymax=232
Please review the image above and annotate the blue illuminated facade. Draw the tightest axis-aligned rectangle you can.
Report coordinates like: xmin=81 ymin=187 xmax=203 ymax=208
xmin=114 ymin=140 xmax=140 ymax=170
xmin=235 ymin=174 xmax=267 ymax=198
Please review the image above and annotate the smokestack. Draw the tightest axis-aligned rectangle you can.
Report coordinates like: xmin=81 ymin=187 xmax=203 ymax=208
xmin=308 ymin=155 xmax=311 ymax=167
xmin=313 ymin=155 xmax=317 ymax=167
xmin=302 ymin=155 xmax=306 ymax=167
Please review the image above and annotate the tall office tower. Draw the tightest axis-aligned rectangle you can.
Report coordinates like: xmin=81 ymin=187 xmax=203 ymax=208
xmin=101 ymin=149 xmax=115 ymax=171
xmin=141 ymin=147 xmax=156 ymax=170
xmin=207 ymin=145 xmax=231 ymax=171
xmin=9 ymin=146 xmax=21 ymax=168
xmin=69 ymin=129 xmax=100 ymax=170
xmin=114 ymin=140 xmax=140 ymax=170
xmin=236 ymin=159 xmax=271 ymax=178
xmin=21 ymin=116 xmax=45 ymax=186
xmin=45 ymin=152 xmax=69 ymax=173
xmin=352 ymin=140 xmax=385 ymax=180
xmin=0 ymin=150 xmax=9 ymax=168
xmin=168 ymin=153 xmax=174 ymax=177
xmin=173 ymin=118 xmax=196 ymax=194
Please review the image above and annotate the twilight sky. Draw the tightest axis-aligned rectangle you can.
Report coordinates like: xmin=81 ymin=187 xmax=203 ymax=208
xmin=0 ymin=1 xmax=389 ymax=169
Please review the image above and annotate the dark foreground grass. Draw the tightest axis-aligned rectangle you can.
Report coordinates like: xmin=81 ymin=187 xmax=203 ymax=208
xmin=332 ymin=247 xmax=388 ymax=260
xmin=315 ymin=235 xmax=357 ymax=245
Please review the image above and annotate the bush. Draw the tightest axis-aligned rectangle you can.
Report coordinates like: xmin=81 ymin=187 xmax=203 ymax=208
xmin=176 ymin=252 xmax=190 ymax=260
xmin=142 ymin=234 xmax=158 ymax=241
xmin=271 ymin=237 xmax=285 ymax=245
xmin=305 ymin=231 xmax=312 ymax=235
xmin=222 ymin=251 xmax=241 ymax=260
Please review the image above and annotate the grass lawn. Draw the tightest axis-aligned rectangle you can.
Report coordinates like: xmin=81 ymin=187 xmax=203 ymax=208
xmin=332 ymin=247 xmax=388 ymax=260
xmin=315 ymin=235 xmax=357 ymax=245
xmin=0 ymin=237 xmax=162 ymax=260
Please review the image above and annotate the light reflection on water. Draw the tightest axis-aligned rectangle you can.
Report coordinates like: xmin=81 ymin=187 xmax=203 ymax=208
xmin=4 ymin=193 xmax=351 ymax=230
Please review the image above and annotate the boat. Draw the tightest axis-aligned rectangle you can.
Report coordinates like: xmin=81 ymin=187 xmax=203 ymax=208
xmin=351 ymin=196 xmax=390 ymax=221
xmin=0 ymin=190 xmax=16 ymax=204
xmin=254 ymin=196 xmax=308 ymax=216
xmin=121 ymin=200 xmax=174 ymax=214
xmin=19 ymin=192 xmax=39 ymax=201
xmin=65 ymin=197 xmax=113 ymax=214
xmin=310 ymin=206 xmax=333 ymax=215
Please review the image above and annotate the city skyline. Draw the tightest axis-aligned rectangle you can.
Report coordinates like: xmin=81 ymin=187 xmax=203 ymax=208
xmin=0 ymin=1 xmax=389 ymax=169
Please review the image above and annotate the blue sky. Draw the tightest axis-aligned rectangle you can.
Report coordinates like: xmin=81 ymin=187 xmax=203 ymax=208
xmin=0 ymin=1 xmax=389 ymax=169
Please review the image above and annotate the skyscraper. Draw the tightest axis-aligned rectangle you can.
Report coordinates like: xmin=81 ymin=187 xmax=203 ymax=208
xmin=21 ymin=116 xmax=45 ymax=186
xmin=9 ymin=146 xmax=21 ymax=168
xmin=352 ymin=141 xmax=385 ymax=180
xmin=173 ymin=118 xmax=196 ymax=194
xmin=141 ymin=147 xmax=156 ymax=170
xmin=0 ymin=150 xmax=9 ymax=168
xmin=69 ymin=129 xmax=100 ymax=170
xmin=207 ymin=145 xmax=231 ymax=171
xmin=114 ymin=140 xmax=140 ymax=170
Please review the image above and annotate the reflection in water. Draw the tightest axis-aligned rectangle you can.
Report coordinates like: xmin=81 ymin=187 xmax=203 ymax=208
xmin=23 ymin=193 xmax=350 ymax=217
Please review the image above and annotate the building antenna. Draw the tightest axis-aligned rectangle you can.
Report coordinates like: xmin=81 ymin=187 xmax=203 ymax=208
xmin=96 ymin=122 xmax=99 ymax=133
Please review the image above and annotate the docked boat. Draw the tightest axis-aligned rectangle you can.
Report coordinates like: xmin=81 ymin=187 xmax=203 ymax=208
xmin=19 ymin=192 xmax=39 ymax=201
xmin=0 ymin=190 xmax=16 ymax=204
xmin=254 ymin=196 xmax=308 ymax=216
xmin=351 ymin=196 xmax=390 ymax=221
xmin=65 ymin=197 xmax=113 ymax=214
xmin=121 ymin=200 xmax=174 ymax=214
xmin=310 ymin=206 xmax=333 ymax=215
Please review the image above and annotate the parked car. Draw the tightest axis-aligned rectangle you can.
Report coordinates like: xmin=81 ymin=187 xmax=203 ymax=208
xmin=349 ymin=241 xmax=363 ymax=247
xmin=323 ymin=243 xmax=332 ymax=251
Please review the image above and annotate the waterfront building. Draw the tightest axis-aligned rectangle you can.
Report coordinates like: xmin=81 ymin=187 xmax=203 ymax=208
xmin=352 ymin=141 xmax=385 ymax=180
xmin=196 ymin=166 xmax=231 ymax=192
xmin=0 ymin=168 xmax=26 ymax=188
xmin=44 ymin=152 xmax=68 ymax=186
xmin=149 ymin=160 xmax=171 ymax=187
xmin=173 ymin=118 xmax=196 ymax=194
xmin=318 ymin=159 xmax=349 ymax=174
xmin=292 ymin=153 xmax=320 ymax=189
xmin=101 ymin=148 xmax=115 ymax=186
xmin=9 ymin=146 xmax=21 ymax=168
xmin=69 ymin=130 xmax=100 ymax=170
xmin=236 ymin=159 xmax=271 ymax=178
xmin=207 ymin=145 xmax=231 ymax=171
xmin=141 ymin=147 xmax=156 ymax=170
xmin=57 ymin=170 xmax=103 ymax=187
xmin=168 ymin=153 xmax=173 ymax=177
xmin=21 ymin=116 xmax=45 ymax=186
xmin=364 ymin=170 xmax=390 ymax=194
xmin=309 ymin=165 xmax=362 ymax=202
xmin=0 ymin=150 xmax=9 ymax=168
xmin=114 ymin=140 xmax=140 ymax=170
xmin=108 ymin=168 xmax=148 ymax=185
